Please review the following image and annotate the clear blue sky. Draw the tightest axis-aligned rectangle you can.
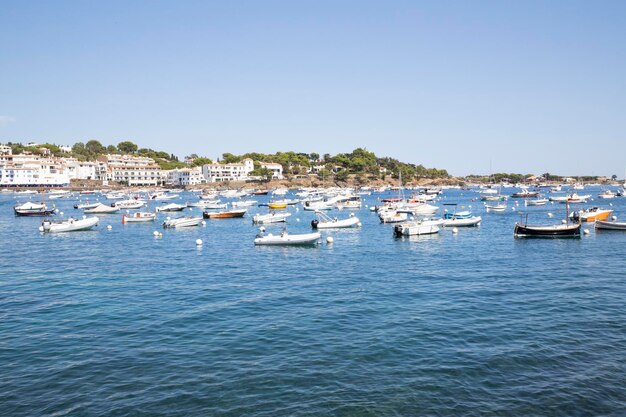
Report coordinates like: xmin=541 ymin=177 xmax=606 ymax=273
xmin=1 ymin=1 xmax=625 ymax=177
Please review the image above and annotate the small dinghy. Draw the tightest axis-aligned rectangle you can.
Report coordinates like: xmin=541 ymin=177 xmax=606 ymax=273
xmin=254 ymin=230 xmax=321 ymax=246
xmin=203 ymin=209 xmax=247 ymax=219
xmin=40 ymin=216 xmax=99 ymax=233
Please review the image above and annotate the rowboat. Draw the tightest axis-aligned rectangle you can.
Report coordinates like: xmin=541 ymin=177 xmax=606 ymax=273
xmin=524 ymin=198 xmax=549 ymax=206
xmin=203 ymin=209 xmax=247 ymax=219
xmin=39 ymin=216 xmax=99 ymax=233
xmin=254 ymin=230 xmax=321 ymax=246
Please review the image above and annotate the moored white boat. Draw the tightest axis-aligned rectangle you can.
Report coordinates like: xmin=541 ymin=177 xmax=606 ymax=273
xmin=14 ymin=201 xmax=56 ymax=216
xmin=442 ymin=216 xmax=482 ymax=227
xmin=162 ymin=216 xmax=203 ymax=228
xmin=393 ymin=219 xmax=441 ymax=236
xmin=84 ymin=203 xmax=120 ymax=214
xmin=252 ymin=212 xmax=292 ymax=224
xmin=595 ymin=219 xmax=626 ymax=230
xmin=485 ymin=203 xmax=507 ymax=212
xmin=254 ymin=230 xmax=320 ymax=246
xmin=122 ymin=212 xmax=156 ymax=223
xmin=156 ymin=203 xmax=187 ymax=212
xmin=311 ymin=212 xmax=360 ymax=229
xmin=40 ymin=216 xmax=99 ymax=233
xmin=525 ymin=198 xmax=549 ymax=206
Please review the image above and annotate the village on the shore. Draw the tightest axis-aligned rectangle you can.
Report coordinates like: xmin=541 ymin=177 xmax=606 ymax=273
xmin=0 ymin=140 xmax=622 ymax=190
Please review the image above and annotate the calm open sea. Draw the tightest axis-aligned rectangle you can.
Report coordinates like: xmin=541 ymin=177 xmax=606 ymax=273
xmin=1 ymin=187 xmax=625 ymax=416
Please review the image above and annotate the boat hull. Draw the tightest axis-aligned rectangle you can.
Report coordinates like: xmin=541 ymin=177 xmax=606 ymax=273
xmin=595 ymin=220 xmax=626 ymax=230
xmin=254 ymin=232 xmax=321 ymax=246
xmin=514 ymin=223 xmax=581 ymax=238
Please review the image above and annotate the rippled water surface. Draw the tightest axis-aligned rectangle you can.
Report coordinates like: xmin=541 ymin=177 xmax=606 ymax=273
xmin=1 ymin=188 xmax=626 ymax=416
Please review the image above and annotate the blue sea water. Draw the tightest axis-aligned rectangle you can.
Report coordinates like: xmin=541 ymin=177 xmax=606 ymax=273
xmin=1 ymin=187 xmax=626 ymax=416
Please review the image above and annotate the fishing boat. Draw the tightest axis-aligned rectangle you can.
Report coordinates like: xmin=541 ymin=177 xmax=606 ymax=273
xmin=595 ymin=219 xmax=626 ymax=230
xmin=39 ymin=216 xmax=99 ymax=233
xmin=252 ymin=189 xmax=270 ymax=195
xmin=252 ymin=212 xmax=292 ymax=224
xmin=162 ymin=216 xmax=203 ymax=228
xmin=84 ymin=203 xmax=120 ymax=214
xmin=254 ymin=230 xmax=321 ymax=246
xmin=203 ymin=209 xmax=247 ymax=219
xmin=514 ymin=204 xmax=581 ymax=238
xmin=514 ymin=221 xmax=581 ymax=238
xmin=152 ymin=192 xmax=179 ymax=201
xmin=570 ymin=207 xmax=613 ymax=222
xmin=311 ymin=212 xmax=360 ymax=229
xmin=485 ymin=203 xmax=507 ymax=212
xmin=14 ymin=201 xmax=56 ymax=217
xmin=122 ymin=212 xmax=156 ymax=223
xmin=393 ymin=219 xmax=441 ymax=237
xmin=335 ymin=196 xmax=362 ymax=210
xmin=155 ymin=203 xmax=187 ymax=212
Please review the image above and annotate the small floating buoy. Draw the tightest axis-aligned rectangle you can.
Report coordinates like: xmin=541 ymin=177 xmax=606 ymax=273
xmin=365 ymin=205 xmax=368 ymax=208
xmin=82 ymin=215 xmax=86 ymax=219
xmin=59 ymin=211 xmax=64 ymax=216
xmin=452 ymin=227 xmax=458 ymax=234
xmin=189 ymin=207 xmax=193 ymax=211
xmin=54 ymin=208 xmax=59 ymax=213
xmin=259 ymin=226 xmax=266 ymax=232
xmin=357 ymin=222 xmax=362 ymax=227
xmin=159 ymin=232 xmax=163 ymax=238
xmin=153 ymin=231 xmax=159 ymax=237
xmin=548 ymin=213 xmax=553 ymax=218
xmin=166 ymin=216 xmax=171 ymax=221
xmin=612 ymin=216 xmax=617 ymax=221
xmin=583 ymin=229 xmax=590 ymax=235
xmin=107 ymin=225 xmax=112 ymax=230
xmin=511 ymin=207 xmax=516 ymax=211
xmin=295 ymin=207 xmax=299 ymax=212
xmin=609 ymin=203 xmax=613 ymax=206
xmin=38 ymin=226 xmax=44 ymax=232
xmin=326 ymin=236 xmax=334 ymax=244
xmin=196 ymin=239 xmax=203 ymax=246
xmin=201 ymin=221 xmax=206 ymax=226
xmin=350 ymin=213 xmax=355 ymax=217
xmin=296 ymin=218 xmax=300 ymax=222
xmin=561 ymin=219 xmax=567 ymax=224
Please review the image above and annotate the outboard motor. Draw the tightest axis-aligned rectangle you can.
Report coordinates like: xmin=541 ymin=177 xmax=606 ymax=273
xmin=393 ymin=224 xmax=404 ymax=237
xmin=42 ymin=219 xmax=52 ymax=232
xmin=311 ymin=219 xmax=319 ymax=229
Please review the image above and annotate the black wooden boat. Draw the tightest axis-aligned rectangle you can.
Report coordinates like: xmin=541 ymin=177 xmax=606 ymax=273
xmin=514 ymin=222 xmax=580 ymax=238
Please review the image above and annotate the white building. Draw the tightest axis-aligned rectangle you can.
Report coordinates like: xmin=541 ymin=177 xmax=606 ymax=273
xmin=260 ymin=162 xmax=284 ymax=180
xmin=202 ymin=158 xmax=255 ymax=182
xmin=166 ymin=167 xmax=205 ymax=186
xmin=64 ymin=158 xmax=98 ymax=180
xmin=107 ymin=164 xmax=162 ymax=186
xmin=0 ymin=153 xmax=70 ymax=187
